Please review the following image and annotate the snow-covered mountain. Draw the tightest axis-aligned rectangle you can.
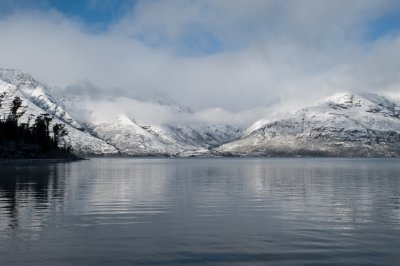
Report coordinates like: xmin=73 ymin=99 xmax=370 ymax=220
xmin=217 ymin=92 xmax=400 ymax=157
xmin=53 ymin=78 xmax=243 ymax=156
xmin=0 ymin=69 xmax=119 ymax=155
xmin=0 ymin=69 xmax=242 ymax=156
xmin=3 ymin=69 xmax=400 ymax=157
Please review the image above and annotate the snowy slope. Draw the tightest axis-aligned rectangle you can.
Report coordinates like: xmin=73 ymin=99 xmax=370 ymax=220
xmin=9 ymin=68 xmax=399 ymax=157
xmin=55 ymin=82 xmax=243 ymax=156
xmin=87 ymin=113 xmax=242 ymax=156
xmin=0 ymin=69 xmax=242 ymax=156
xmin=0 ymin=70 xmax=118 ymax=155
xmin=163 ymin=124 xmax=243 ymax=150
xmin=217 ymin=93 xmax=400 ymax=157
xmin=0 ymin=69 xmax=84 ymax=129
xmin=90 ymin=114 xmax=183 ymax=155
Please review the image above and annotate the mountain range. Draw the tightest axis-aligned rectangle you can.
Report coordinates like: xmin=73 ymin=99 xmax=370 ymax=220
xmin=1 ymin=68 xmax=399 ymax=157
xmin=0 ymin=68 xmax=242 ymax=156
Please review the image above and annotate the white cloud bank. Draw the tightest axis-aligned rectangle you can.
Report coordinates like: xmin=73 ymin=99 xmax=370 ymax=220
xmin=1 ymin=0 xmax=400 ymax=125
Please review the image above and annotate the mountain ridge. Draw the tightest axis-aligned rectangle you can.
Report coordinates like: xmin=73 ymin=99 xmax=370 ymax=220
xmin=1 ymin=68 xmax=400 ymax=157
xmin=217 ymin=92 xmax=400 ymax=157
xmin=0 ymin=69 xmax=243 ymax=156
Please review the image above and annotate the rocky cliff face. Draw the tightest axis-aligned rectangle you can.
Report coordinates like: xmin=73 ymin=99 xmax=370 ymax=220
xmin=216 ymin=93 xmax=400 ymax=157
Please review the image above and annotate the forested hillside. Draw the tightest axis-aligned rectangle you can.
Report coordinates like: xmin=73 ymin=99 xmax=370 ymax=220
xmin=0 ymin=95 xmax=77 ymax=159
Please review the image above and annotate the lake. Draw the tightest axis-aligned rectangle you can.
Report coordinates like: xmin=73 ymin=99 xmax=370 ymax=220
xmin=0 ymin=158 xmax=399 ymax=265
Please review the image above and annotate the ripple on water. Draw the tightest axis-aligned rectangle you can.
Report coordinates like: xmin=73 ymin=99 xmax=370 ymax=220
xmin=0 ymin=158 xmax=399 ymax=265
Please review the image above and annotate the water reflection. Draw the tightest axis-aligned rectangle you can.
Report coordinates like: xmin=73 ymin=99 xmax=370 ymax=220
xmin=248 ymin=159 xmax=400 ymax=228
xmin=0 ymin=163 xmax=69 ymax=240
xmin=0 ymin=158 xmax=399 ymax=265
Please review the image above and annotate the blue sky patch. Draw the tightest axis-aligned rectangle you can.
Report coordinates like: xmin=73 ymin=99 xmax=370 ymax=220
xmin=364 ymin=11 xmax=400 ymax=41
xmin=2 ymin=1 xmax=400 ymax=56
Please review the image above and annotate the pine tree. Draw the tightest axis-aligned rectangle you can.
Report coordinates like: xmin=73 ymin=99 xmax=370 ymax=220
xmin=53 ymin=123 xmax=68 ymax=147
xmin=0 ymin=96 xmax=75 ymax=158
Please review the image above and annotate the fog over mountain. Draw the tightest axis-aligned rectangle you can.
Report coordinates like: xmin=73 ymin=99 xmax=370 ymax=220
xmin=0 ymin=68 xmax=245 ymax=156
xmin=1 ymin=0 xmax=400 ymax=120
xmin=0 ymin=68 xmax=399 ymax=157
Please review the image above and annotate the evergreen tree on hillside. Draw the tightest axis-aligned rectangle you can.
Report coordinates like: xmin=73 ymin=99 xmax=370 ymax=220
xmin=32 ymin=114 xmax=53 ymax=150
xmin=0 ymin=93 xmax=4 ymax=109
xmin=9 ymin=96 xmax=23 ymax=120
xmin=53 ymin=123 xmax=68 ymax=147
xmin=4 ymin=96 xmax=24 ymax=141
xmin=0 ymin=96 xmax=75 ymax=158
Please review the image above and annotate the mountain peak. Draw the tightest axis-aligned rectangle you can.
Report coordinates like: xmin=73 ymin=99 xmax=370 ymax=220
xmin=218 ymin=91 xmax=400 ymax=157
xmin=0 ymin=68 xmax=41 ymax=91
xmin=152 ymin=91 xmax=192 ymax=114
xmin=323 ymin=92 xmax=362 ymax=109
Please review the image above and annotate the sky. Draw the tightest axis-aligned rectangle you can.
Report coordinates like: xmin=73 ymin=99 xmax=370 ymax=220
xmin=1 ymin=0 xmax=400 ymax=117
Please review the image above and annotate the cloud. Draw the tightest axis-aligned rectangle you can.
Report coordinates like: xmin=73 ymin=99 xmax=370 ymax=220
xmin=0 ymin=0 xmax=400 ymax=124
xmin=76 ymin=96 xmax=279 ymax=127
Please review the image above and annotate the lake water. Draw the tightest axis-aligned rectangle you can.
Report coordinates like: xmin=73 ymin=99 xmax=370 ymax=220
xmin=0 ymin=158 xmax=399 ymax=265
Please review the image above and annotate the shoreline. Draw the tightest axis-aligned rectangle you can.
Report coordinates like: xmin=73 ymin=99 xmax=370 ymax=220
xmin=0 ymin=157 xmax=86 ymax=164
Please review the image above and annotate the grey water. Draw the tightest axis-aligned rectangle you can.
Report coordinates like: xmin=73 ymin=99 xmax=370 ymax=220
xmin=0 ymin=158 xmax=400 ymax=265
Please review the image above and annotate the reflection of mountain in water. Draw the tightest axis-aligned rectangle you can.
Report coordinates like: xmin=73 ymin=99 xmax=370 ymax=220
xmin=247 ymin=159 xmax=400 ymax=228
xmin=0 ymin=159 xmax=400 ymax=265
xmin=0 ymin=163 xmax=68 ymax=239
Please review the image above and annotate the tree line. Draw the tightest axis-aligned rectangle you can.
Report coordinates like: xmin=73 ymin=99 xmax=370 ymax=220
xmin=0 ymin=94 xmax=73 ymax=158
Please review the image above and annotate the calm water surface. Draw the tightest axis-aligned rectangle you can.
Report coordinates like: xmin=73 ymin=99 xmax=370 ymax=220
xmin=0 ymin=158 xmax=400 ymax=265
